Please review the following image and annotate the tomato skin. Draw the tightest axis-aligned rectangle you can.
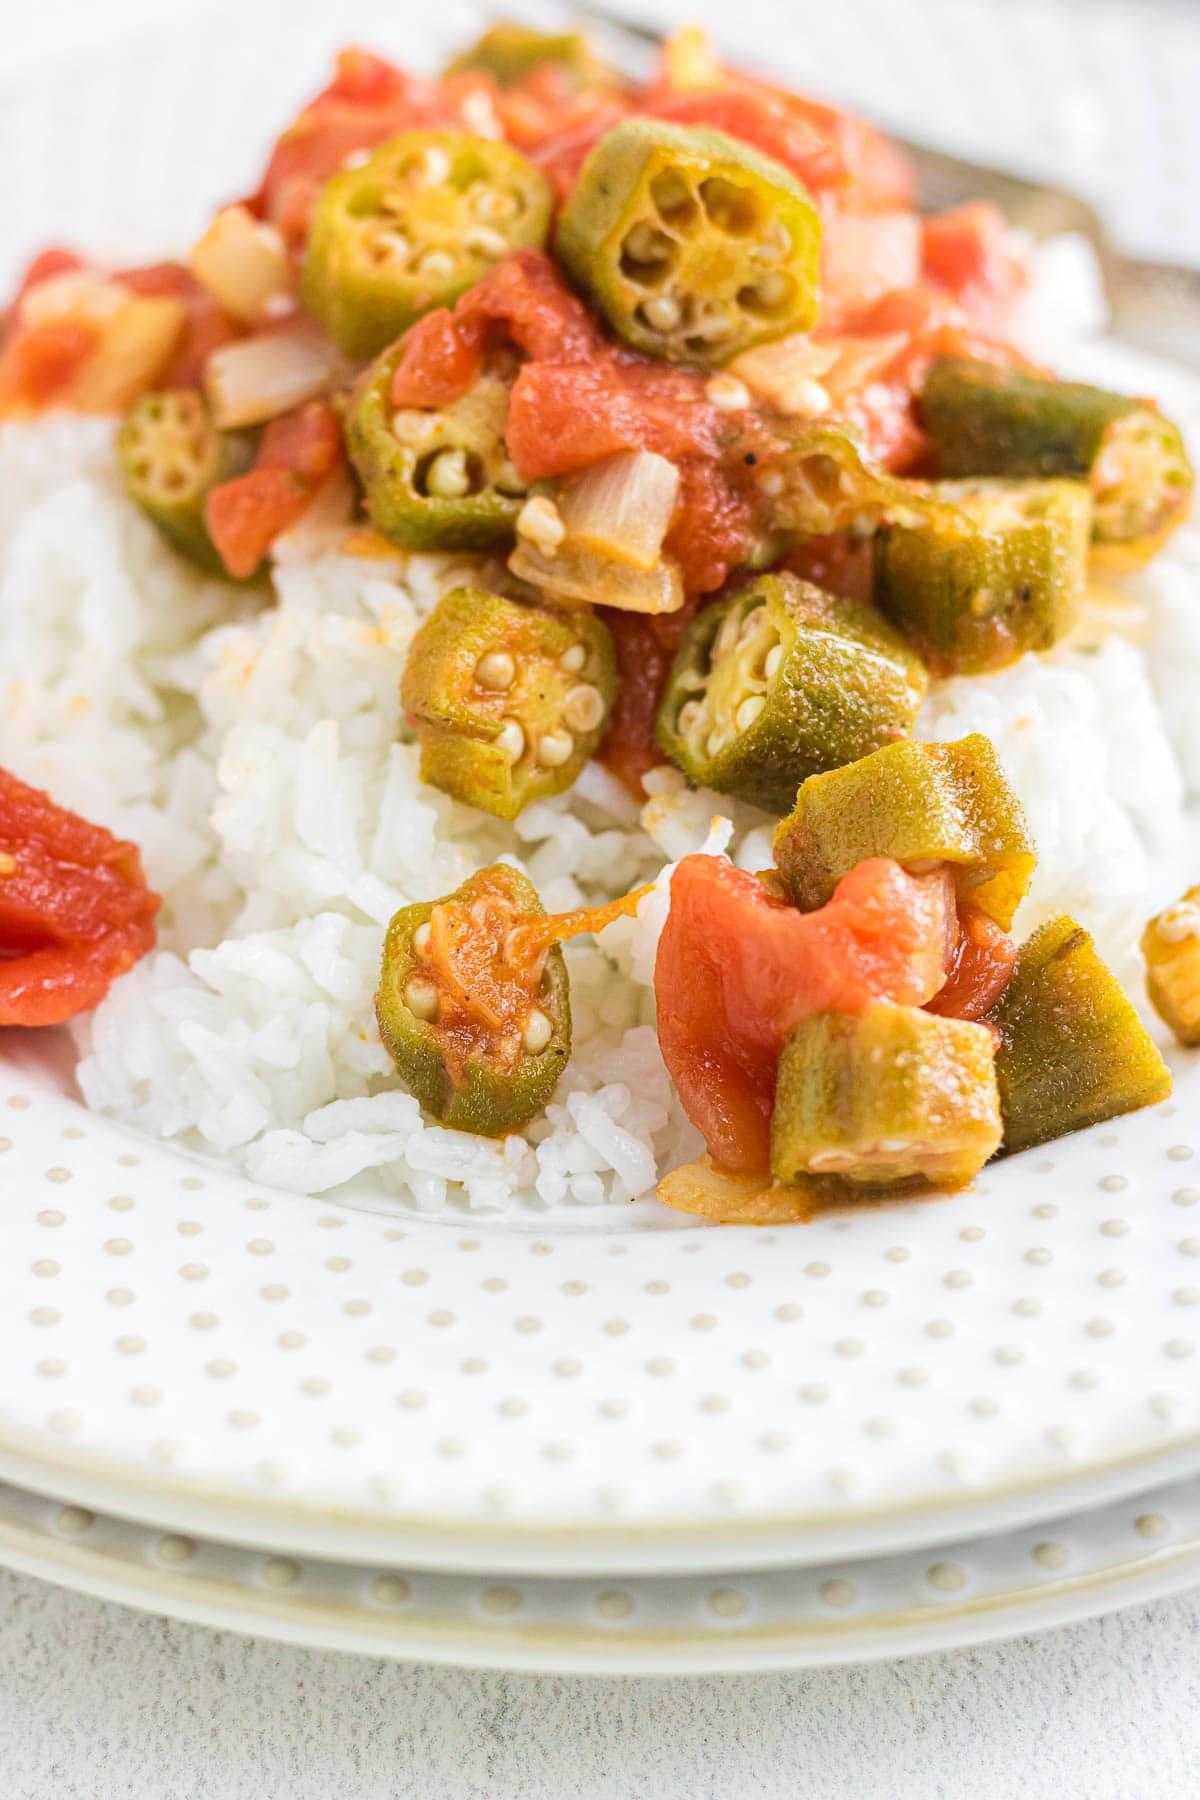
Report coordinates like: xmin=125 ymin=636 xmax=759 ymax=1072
xmin=596 ymin=604 xmax=700 ymax=796
xmin=0 ymin=769 xmax=158 ymax=1027
xmin=205 ymin=398 xmax=342 ymax=578
xmin=655 ymin=854 xmax=954 ymax=1173
xmin=389 ymin=250 xmax=599 ymax=410
xmin=926 ymin=905 xmax=1016 ymax=1022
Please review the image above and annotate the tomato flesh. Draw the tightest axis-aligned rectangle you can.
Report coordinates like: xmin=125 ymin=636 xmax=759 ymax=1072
xmin=925 ymin=904 xmax=1016 ymax=1022
xmin=0 ymin=769 xmax=159 ymax=1027
xmin=206 ymin=398 xmax=342 ymax=578
xmin=655 ymin=854 xmax=954 ymax=1173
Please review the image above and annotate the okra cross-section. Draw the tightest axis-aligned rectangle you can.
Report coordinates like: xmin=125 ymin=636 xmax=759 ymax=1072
xmin=556 ymin=120 xmax=821 ymax=368
xmin=1142 ymin=886 xmax=1200 ymax=1046
xmin=875 ymin=478 xmax=1091 ymax=675
xmin=921 ymin=359 xmax=1193 ymax=565
xmin=770 ymin=1006 xmax=1003 ymax=1192
xmin=443 ymin=23 xmax=612 ymax=90
xmin=302 ymin=130 xmax=554 ymax=361
xmin=773 ymin=735 xmax=1036 ymax=929
xmin=348 ymin=341 xmax=527 ymax=552
xmin=401 ymin=585 xmax=617 ymax=819
xmin=990 ymin=916 xmax=1171 ymax=1152
xmin=117 ymin=387 xmax=258 ymax=577
xmin=656 ymin=573 xmax=928 ymax=815
xmin=376 ymin=864 xmax=571 ymax=1135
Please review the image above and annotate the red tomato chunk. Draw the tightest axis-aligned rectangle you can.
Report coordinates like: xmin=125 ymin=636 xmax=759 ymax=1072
xmin=0 ymin=770 xmax=159 ymax=1027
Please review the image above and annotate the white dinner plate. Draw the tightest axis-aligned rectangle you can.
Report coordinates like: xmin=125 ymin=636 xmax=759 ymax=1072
xmin=1 ymin=0 xmax=1200 ymax=1582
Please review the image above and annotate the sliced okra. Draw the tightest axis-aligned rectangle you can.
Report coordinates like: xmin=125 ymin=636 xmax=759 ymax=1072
xmin=302 ymin=130 xmax=554 ymax=361
xmin=443 ymin=24 xmax=614 ymax=90
xmin=347 ymin=341 xmax=527 ymax=552
xmin=555 ymin=119 xmax=821 ymax=368
xmin=655 ymin=572 xmax=928 ymax=814
xmin=400 ymin=585 xmax=617 ymax=819
xmin=773 ymin=734 xmax=1035 ymax=929
xmin=874 ymin=476 xmax=1091 ymax=674
xmin=921 ymin=359 xmax=1193 ymax=564
xmin=1142 ymin=885 xmax=1200 ymax=1046
xmin=376 ymin=864 xmax=570 ymax=1135
xmin=117 ymin=387 xmax=258 ymax=577
xmin=770 ymin=1005 xmax=1003 ymax=1191
xmin=752 ymin=419 xmax=938 ymax=539
xmin=991 ymin=915 xmax=1172 ymax=1152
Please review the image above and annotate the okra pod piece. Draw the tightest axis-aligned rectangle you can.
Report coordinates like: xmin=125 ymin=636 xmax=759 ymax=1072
xmin=874 ymin=477 xmax=1091 ymax=674
xmin=401 ymin=585 xmax=616 ymax=820
xmin=117 ymin=387 xmax=258 ymax=577
xmin=921 ymin=359 xmax=1193 ymax=563
xmin=347 ymin=342 xmax=527 ymax=552
xmin=991 ymin=916 xmax=1171 ymax=1152
xmin=756 ymin=420 xmax=939 ymax=539
xmin=376 ymin=864 xmax=570 ymax=1135
xmin=773 ymin=734 xmax=1035 ymax=929
xmin=655 ymin=573 xmax=927 ymax=814
xmin=1141 ymin=886 xmax=1200 ymax=1046
xmin=443 ymin=24 xmax=612 ymax=90
xmin=770 ymin=1005 xmax=1003 ymax=1191
xmin=302 ymin=131 xmax=554 ymax=361
xmin=556 ymin=119 xmax=821 ymax=368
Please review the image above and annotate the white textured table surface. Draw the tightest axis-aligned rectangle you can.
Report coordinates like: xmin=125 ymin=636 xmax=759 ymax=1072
xmin=0 ymin=1570 xmax=1197 ymax=1798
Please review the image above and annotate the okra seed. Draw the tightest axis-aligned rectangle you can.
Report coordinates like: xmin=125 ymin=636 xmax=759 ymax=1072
xmin=561 ymin=643 xmax=587 ymax=673
xmin=414 ymin=146 xmax=452 ymax=187
xmin=562 ymin=684 xmax=606 ymax=732
xmin=523 ymin=1010 xmax=554 ymax=1055
xmin=495 ymin=718 xmax=526 ymax=761
xmin=624 ymin=222 xmax=673 ymax=264
xmin=517 ymin=495 xmax=566 ymax=554
xmin=537 ymin=730 xmax=575 ymax=768
xmin=424 ymin=449 xmax=472 ymax=499
xmin=464 ymin=226 xmax=510 ymax=259
xmin=706 ymin=731 xmax=727 ymax=760
xmin=411 ymin=922 xmax=432 ymax=956
xmin=764 ymin=644 xmax=783 ymax=679
xmin=677 ymin=700 xmax=704 ymax=736
xmin=403 ymin=979 xmax=438 ymax=1022
xmin=476 ymin=650 xmax=516 ymax=691
xmin=418 ymin=250 xmax=456 ymax=281
xmin=754 ymin=272 xmax=789 ymax=306
xmin=641 ymin=294 xmax=683 ymax=333
xmin=370 ymin=229 xmax=411 ymax=263
xmin=735 ymin=695 xmax=765 ymax=732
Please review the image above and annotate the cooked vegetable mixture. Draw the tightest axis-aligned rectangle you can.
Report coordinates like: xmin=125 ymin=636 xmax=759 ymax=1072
xmin=1 ymin=20 xmax=1192 ymax=1220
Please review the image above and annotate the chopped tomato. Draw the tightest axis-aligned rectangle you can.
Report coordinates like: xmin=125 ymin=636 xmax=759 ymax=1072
xmin=506 ymin=359 xmax=719 ymax=480
xmin=648 ymin=89 xmax=847 ymax=200
xmin=922 ymin=203 xmax=1027 ymax=329
xmin=389 ymin=250 xmax=600 ymax=410
xmin=663 ymin=456 xmax=754 ymax=596
xmin=819 ymin=211 xmax=923 ymax=333
xmin=926 ymin=905 xmax=1017 ymax=1022
xmin=534 ymin=100 xmax=632 ymax=202
xmin=7 ymin=247 xmax=86 ymax=324
xmin=780 ymin=533 xmax=875 ymax=604
xmin=655 ymin=854 xmax=954 ymax=1172
xmin=117 ymin=260 xmax=243 ymax=387
xmin=0 ymin=319 xmax=98 ymax=412
xmin=596 ymin=606 xmax=698 ymax=796
xmin=205 ymin=398 xmax=343 ymax=578
xmin=0 ymin=769 xmax=159 ymax=1027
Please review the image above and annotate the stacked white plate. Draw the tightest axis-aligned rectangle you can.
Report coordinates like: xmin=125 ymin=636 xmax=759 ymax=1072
xmin=2 ymin=0 xmax=1199 ymax=1674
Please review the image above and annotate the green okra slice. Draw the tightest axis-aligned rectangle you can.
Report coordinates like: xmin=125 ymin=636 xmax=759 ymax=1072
xmin=921 ymin=359 xmax=1193 ymax=562
xmin=443 ymin=24 xmax=613 ymax=90
xmin=556 ymin=119 xmax=821 ymax=368
xmin=117 ymin=387 xmax=258 ymax=577
xmin=401 ymin=585 xmax=616 ymax=820
xmin=347 ymin=341 xmax=527 ymax=552
xmin=302 ymin=130 xmax=554 ymax=362
xmin=990 ymin=916 xmax=1172 ymax=1152
xmin=376 ymin=864 xmax=570 ymax=1135
xmin=1141 ymin=886 xmax=1200 ymax=1047
xmin=773 ymin=734 xmax=1035 ymax=929
xmin=655 ymin=573 xmax=928 ymax=814
xmin=755 ymin=419 xmax=939 ymax=539
xmin=770 ymin=1005 xmax=1003 ymax=1191
xmin=874 ymin=477 xmax=1091 ymax=675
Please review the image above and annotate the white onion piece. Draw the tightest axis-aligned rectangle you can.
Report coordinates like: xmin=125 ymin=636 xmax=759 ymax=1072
xmin=66 ymin=297 xmax=185 ymax=413
xmin=730 ymin=335 xmax=840 ymax=416
xmin=204 ymin=330 xmax=340 ymax=429
xmin=821 ymin=211 xmax=922 ymax=315
xmin=509 ymin=537 xmax=685 ymax=614
xmin=558 ymin=450 xmax=680 ymax=571
xmin=191 ymin=205 xmax=291 ymax=324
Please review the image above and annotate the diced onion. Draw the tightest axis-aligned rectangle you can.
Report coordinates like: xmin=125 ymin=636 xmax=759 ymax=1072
xmin=661 ymin=24 xmax=721 ymax=93
xmin=66 ymin=296 xmax=185 ymax=412
xmin=204 ymin=329 xmax=340 ymax=429
xmin=821 ymin=211 xmax=922 ymax=315
xmin=191 ymin=204 xmax=292 ymax=325
xmin=509 ymin=537 xmax=685 ymax=614
xmin=20 ymin=270 xmax=128 ymax=328
xmin=730 ymin=336 xmax=840 ymax=416
xmin=557 ymin=450 xmax=680 ymax=572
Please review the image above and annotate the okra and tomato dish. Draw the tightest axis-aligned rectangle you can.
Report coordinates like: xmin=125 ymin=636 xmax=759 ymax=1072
xmin=2 ymin=21 xmax=1194 ymax=1220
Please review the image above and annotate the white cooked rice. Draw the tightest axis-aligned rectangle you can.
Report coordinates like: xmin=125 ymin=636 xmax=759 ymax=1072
xmin=2 ymin=272 xmax=1198 ymax=1212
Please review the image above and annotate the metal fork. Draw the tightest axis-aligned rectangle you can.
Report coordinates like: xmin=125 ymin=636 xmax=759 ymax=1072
xmin=569 ymin=0 xmax=1200 ymax=371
